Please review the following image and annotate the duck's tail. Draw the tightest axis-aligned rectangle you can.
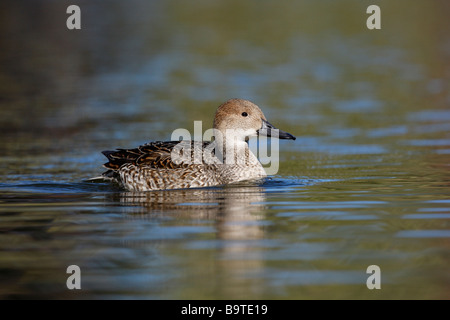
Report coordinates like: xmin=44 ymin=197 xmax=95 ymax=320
xmin=85 ymin=169 xmax=118 ymax=183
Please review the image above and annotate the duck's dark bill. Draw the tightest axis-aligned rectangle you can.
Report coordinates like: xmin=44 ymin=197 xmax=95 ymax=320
xmin=258 ymin=119 xmax=296 ymax=140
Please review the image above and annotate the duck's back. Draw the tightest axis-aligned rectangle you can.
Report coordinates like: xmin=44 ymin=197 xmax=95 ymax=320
xmin=102 ymin=141 xmax=189 ymax=170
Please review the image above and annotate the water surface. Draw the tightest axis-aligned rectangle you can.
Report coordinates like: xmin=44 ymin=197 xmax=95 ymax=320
xmin=0 ymin=0 xmax=449 ymax=299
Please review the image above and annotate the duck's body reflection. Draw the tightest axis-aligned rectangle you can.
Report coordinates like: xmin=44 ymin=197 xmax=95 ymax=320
xmin=115 ymin=181 xmax=266 ymax=237
xmin=110 ymin=181 xmax=268 ymax=298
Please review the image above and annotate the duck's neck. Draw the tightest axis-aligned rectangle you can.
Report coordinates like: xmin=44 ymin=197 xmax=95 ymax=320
xmin=214 ymin=134 xmax=260 ymax=167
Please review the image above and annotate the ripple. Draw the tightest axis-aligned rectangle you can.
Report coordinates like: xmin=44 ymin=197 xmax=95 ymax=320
xmin=396 ymin=230 xmax=450 ymax=238
xmin=0 ymin=181 xmax=119 ymax=193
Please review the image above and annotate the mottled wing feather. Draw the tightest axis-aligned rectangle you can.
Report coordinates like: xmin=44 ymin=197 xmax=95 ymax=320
xmin=102 ymin=141 xmax=211 ymax=171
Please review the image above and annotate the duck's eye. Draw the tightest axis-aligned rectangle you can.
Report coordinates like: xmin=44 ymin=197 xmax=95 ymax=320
xmin=242 ymin=112 xmax=248 ymax=117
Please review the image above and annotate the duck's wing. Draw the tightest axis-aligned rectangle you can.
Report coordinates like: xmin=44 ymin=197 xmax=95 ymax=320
xmin=102 ymin=140 xmax=212 ymax=170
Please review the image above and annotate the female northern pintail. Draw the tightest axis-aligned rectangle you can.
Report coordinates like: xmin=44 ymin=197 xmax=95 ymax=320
xmin=99 ymin=99 xmax=295 ymax=191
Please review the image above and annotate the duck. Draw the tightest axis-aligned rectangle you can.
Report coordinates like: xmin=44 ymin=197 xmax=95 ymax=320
xmin=99 ymin=98 xmax=295 ymax=191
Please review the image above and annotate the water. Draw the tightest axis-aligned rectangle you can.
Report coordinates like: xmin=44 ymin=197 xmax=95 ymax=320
xmin=1 ymin=0 xmax=449 ymax=299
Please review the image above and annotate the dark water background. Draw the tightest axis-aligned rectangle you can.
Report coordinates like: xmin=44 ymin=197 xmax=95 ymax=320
xmin=0 ymin=0 xmax=449 ymax=299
